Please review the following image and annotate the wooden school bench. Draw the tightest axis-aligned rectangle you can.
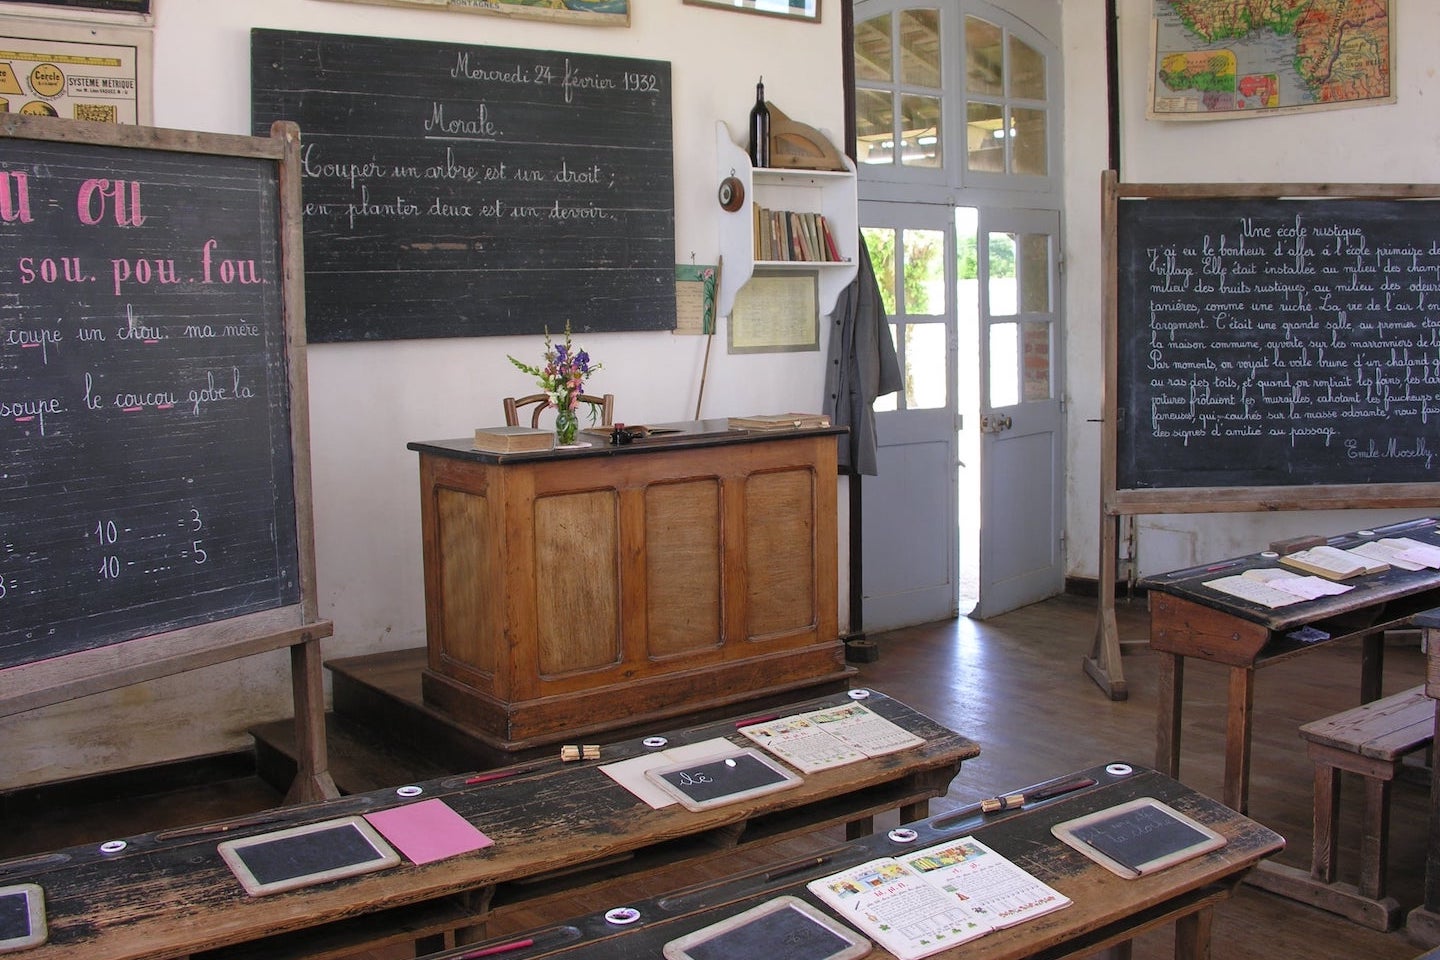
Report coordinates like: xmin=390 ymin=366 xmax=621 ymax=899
xmin=1247 ymin=684 xmax=1433 ymax=930
xmin=0 ymin=690 xmax=976 ymax=960
xmin=415 ymin=763 xmax=1286 ymax=960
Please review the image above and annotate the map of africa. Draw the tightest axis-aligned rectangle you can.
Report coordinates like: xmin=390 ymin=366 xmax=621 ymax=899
xmin=1150 ymin=1 xmax=1392 ymax=119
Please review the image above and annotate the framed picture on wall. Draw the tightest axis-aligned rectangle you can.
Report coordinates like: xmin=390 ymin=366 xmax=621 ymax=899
xmin=6 ymin=1 xmax=150 ymax=13
xmin=319 ymin=0 xmax=630 ymax=27
xmin=0 ymin=14 xmax=152 ymax=124
xmin=683 ymin=0 xmax=819 ymax=23
xmin=728 ymin=271 xmax=819 ymax=353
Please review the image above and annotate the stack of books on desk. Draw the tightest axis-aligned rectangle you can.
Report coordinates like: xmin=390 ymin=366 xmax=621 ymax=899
xmin=728 ymin=412 xmax=830 ymax=431
xmin=473 ymin=426 xmax=554 ymax=453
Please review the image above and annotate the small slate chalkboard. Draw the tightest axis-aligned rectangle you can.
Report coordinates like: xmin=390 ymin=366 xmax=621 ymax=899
xmin=218 ymin=816 xmax=400 ymax=897
xmin=1051 ymin=797 xmax=1225 ymax=879
xmin=0 ymin=883 xmax=46 ymax=953
xmin=644 ymin=748 xmax=801 ymax=812
xmin=662 ymin=896 xmax=869 ymax=960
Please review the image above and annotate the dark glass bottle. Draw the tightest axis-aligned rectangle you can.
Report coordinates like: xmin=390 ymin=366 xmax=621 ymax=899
xmin=748 ymin=78 xmax=770 ymax=168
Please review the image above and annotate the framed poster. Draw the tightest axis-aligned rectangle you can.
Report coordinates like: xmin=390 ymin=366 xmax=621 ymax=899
xmin=0 ymin=14 xmax=151 ymax=123
xmin=729 ymin=270 xmax=819 ymax=353
xmin=684 ymin=0 xmax=819 ymax=22
xmin=320 ymin=0 xmax=629 ymax=27
xmin=4 ymin=1 xmax=149 ymax=13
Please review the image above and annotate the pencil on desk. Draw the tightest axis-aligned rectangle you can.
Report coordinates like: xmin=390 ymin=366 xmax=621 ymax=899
xmin=458 ymin=937 xmax=534 ymax=958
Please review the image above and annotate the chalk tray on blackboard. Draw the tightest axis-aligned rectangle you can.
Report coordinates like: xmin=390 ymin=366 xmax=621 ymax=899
xmin=218 ymin=816 xmax=401 ymax=897
xmin=1050 ymin=797 xmax=1225 ymax=879
xmin=0 ymin=883 xmax=46 ymax=953
xmin=662 ymin=896 xmax=871 ymax=960
xmin=644 ymin=747 xmax=802 ymax=812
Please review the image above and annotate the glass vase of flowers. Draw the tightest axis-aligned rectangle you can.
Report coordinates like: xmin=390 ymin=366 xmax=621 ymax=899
xmin=507 ymin=322 xmax=603 ymax=447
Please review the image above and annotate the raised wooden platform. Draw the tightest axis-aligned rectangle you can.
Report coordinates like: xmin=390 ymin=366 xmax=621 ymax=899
xmin=251 ymin=646 xmax=851 ymax=794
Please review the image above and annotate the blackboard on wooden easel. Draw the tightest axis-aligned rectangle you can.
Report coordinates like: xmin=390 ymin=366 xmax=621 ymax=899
xmin=0 ymin=113 xmax=334 ymax=801
xmin=250 ymin=28 xmax=676 ymax=342
xmin=1087 ymin=174 xmax=1440 ymax=700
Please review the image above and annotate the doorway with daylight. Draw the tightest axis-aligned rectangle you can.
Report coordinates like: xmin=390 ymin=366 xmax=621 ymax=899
xmin=852 ymin=0 xmax=1065 ymax=631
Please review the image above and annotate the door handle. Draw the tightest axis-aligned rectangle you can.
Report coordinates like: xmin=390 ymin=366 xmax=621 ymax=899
xmin=980 ymin=414 xmax=1013 ymax=434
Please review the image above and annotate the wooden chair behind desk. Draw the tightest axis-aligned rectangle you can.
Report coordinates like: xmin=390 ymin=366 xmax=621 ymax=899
xmin=503 ymin=393 xmax=615 ymax=428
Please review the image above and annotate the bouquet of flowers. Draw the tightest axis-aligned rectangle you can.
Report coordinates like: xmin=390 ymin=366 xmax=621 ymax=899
xmin=507 ymin=321 xmax=602 ymax=445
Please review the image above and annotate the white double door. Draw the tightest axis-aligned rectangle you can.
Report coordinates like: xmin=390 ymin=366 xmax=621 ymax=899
xmin=859 ymin=201 xmax=1064 ymax=630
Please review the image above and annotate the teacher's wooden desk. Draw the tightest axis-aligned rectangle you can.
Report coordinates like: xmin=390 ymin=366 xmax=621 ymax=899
xmin=4 ymin=690 xmax=975 ymax=960
xmin=418 ymin=763 xmax=1284 ymax=960
xmin=409 ymin=419 xmax=850 ymax=752
xmin=1141 ymin=518 xmax=1440 ymax=815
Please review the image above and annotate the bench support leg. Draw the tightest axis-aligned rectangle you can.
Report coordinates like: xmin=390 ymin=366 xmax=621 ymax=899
xmin=1311 ymin=762 xmax=1340 ymax=883
xmin=1174 ymin=904 xmax=1212 ymax=960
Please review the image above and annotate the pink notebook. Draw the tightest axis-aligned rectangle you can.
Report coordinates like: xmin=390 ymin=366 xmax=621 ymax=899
xmin=364 ymin=799 xmax=493 ymax=865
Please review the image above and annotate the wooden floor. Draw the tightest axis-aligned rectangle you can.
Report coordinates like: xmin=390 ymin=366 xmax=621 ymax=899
xmin=9 ymin=593 xmax=1438 ymax=958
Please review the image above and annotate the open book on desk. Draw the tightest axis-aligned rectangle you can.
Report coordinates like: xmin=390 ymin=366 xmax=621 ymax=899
xmin=807 ymin=836 xmax=1070 ymax=960
xmin=1278 ymin=544 xmax=1388 ymax=581
xmin=737 ymin=701 xmax=923 ymax=773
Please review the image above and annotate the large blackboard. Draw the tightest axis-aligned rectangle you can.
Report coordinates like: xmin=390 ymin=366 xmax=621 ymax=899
xmin=1115 ymin=193 xmax=1440 ymax=490
xmin=0 ymin=127 xmax=301 ymax=669
xmin=250 ymin=28 xmax=675 ymax=342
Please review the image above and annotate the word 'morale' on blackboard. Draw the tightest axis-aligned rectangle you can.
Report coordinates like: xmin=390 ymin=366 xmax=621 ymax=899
xmin=251 ymin=29 xmax=676 ymax=342
xmin=0 ymin=883 xmax=46 ymax=952
xmin=1115 ymin=196 xmax=1440 ymax=490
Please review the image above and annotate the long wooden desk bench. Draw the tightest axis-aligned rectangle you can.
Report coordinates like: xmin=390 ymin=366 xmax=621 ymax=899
xmin=0 ymin=689 xmax=977 ymax=960
xmin=414 ymin=763 xmax=1285 ymax=960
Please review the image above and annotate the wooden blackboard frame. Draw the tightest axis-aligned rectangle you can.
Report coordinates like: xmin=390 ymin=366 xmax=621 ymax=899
xmin=1086 ymin=172 xmax=1440 ymax=699
xmin=0 ymin=113 xmax=335 ymax=802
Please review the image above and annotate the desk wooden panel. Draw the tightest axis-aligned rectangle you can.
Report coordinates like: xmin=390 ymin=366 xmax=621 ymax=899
xmin=420 ymin=764 xmax=1284 ymax=960
xmin=1141 ymin=518 xmax=1440 ymax=813
xmin=0 ymin=690 xmax=974 ymax=960
xmin=409 ymin=421 xmax=850 ymax=750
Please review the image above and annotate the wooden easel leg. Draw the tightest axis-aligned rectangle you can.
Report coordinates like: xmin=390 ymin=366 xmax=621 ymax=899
xmin=286 ymin=635 xmax=338 ymax=803
xmin=1085 ymin=512 xmax=1129 ymax=700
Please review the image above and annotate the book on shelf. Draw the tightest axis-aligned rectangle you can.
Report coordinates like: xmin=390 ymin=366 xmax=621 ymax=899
xmin=806 ymin=836 xmax=1071 ymax=960
xmin=750 ymin=205 xmax=839 ymax=263
xmin=737 ymin=701 xmax=924 ymax=773
xmin=1278 ymin=544 xmax=1387 ymax=580
xmin=728 ymin=412 xmax=831 ymax=430
xmin=472 ymin=426 xmax=554 ymax=454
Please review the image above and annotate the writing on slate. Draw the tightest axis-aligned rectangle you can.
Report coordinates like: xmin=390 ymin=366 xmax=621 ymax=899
xmin=1115 ymin=196 xmax=1440 ymax=490
xmin=0 ymin=137 xmax=300 ymax=669
xmin=251 ymin=29 xmax=676 ymax=342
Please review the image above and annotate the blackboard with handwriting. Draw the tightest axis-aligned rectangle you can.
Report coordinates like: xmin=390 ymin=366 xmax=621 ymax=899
xmin=250 ymin=28 xmax=675 ymax=342
xmin=0 ymin=127 xmax=301 ymax=669
xmin=1115 ymin=195 xmax=1440 ymax=490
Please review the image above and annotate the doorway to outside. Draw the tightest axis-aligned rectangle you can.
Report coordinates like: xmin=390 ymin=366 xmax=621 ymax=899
xmin=861 ymin=205 xmax=1060 ymax=628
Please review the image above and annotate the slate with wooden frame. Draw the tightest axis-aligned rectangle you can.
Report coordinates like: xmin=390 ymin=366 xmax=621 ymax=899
xmin=684 ymin=0 xmax=820 ymax=22
xmin=0 ymin=113 xmax=335 ymax=802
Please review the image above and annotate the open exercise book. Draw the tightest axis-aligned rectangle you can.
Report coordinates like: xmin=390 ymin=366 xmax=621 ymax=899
xmin=737 ymin=702 xmax=924 ymax=773
xmin=806 ymin=836 xmax=1070 ymax=960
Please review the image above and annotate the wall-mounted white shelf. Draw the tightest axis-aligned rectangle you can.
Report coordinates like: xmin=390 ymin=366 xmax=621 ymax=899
xmin=715 ymin=121 xmax=858 ymax=320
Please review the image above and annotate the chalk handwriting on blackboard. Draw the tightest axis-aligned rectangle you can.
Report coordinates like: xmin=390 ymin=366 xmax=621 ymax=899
xmin=1116 ymin=197 xmax=1440 ymax=489
xmin=252 ymin=29 xmax=675 ymax=342
xmin=0 ymin=137 xmax=299 ymax=669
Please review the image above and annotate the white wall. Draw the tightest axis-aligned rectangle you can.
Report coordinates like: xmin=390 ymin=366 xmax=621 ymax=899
xmin=1062 ymin=0 xmax=1440 ymax=581
xmin=0 ymin=0 xmax=846 ymax=788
